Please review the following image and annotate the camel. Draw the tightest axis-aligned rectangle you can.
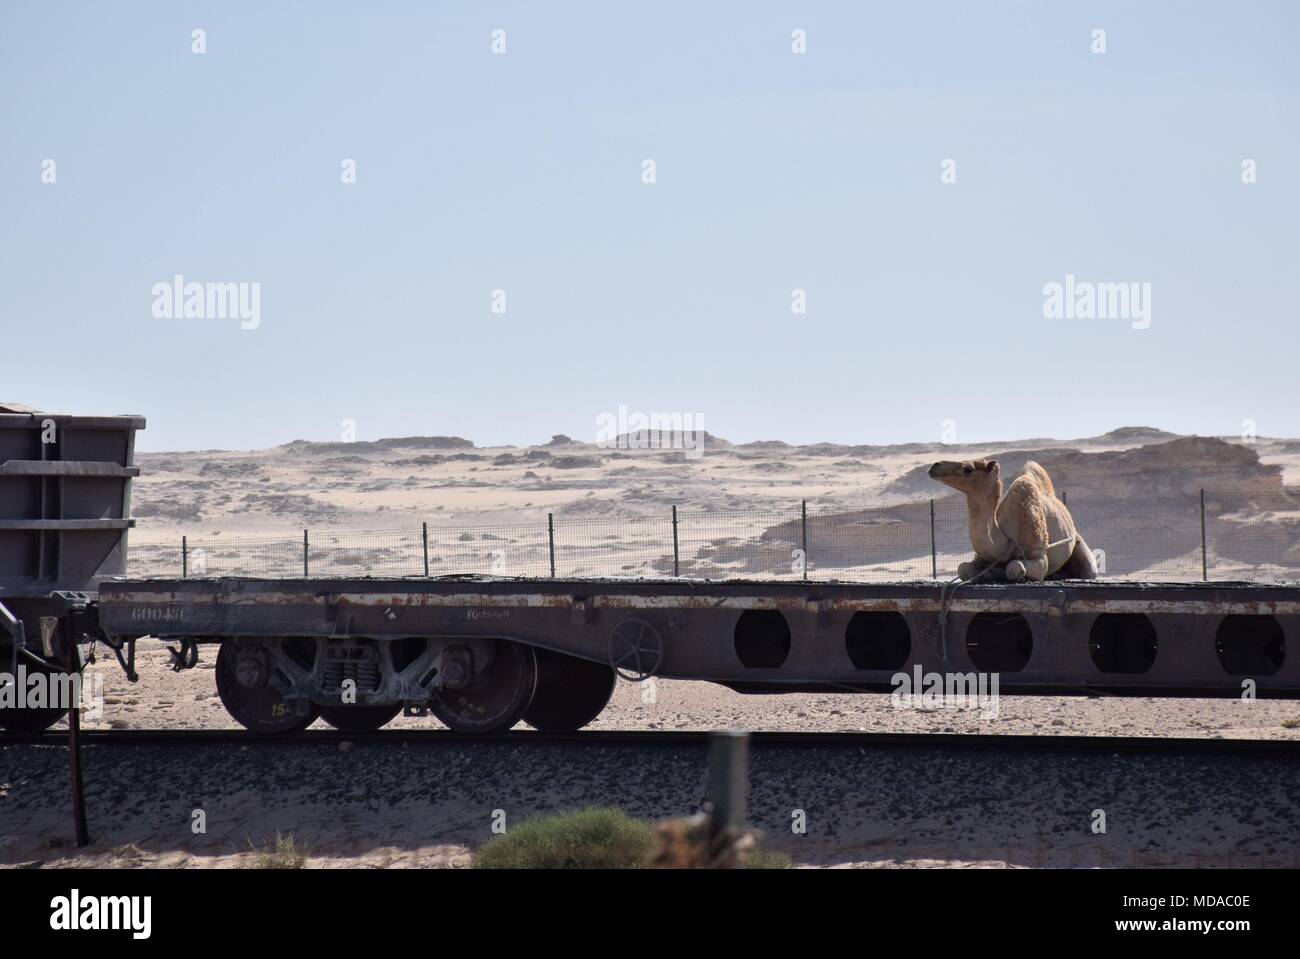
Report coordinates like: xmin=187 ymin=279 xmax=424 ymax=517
xmin=927 ymin=459 xmax=1098 ymax=581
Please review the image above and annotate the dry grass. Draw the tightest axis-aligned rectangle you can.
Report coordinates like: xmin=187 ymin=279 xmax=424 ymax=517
xmin=249 ymin=832 xmax=309 ymax=869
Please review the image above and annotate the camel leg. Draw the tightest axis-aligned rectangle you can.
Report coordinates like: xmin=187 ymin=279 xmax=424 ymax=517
xmin=1006 ymin=551 xmax=1050 ymax=582
xmin=958 ymin=556 xmax=990 ymax=580
xmin=1059 ymin=536 xmax=1099 ymax=579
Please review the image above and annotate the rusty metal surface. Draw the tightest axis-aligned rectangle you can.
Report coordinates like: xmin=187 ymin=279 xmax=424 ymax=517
xmin=98 ymin=576 xmax=1300 ymax=613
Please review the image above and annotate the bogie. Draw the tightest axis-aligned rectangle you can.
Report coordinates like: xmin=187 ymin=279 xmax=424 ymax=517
xmin=209 ymin=635 xmax=542 ymax=735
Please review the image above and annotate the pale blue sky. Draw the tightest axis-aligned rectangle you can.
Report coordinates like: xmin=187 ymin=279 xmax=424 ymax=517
xmin=3 ymin=1 xmax=1297 ymax=451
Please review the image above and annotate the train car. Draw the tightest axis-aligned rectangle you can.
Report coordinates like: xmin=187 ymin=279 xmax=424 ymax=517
xmin=3 ymin=405 xmax=1298 ymax=736
xmin=93 ymin=576 xmax=1300 ymax=734
xmin=0 ymin=404 xmax=144 ymax=731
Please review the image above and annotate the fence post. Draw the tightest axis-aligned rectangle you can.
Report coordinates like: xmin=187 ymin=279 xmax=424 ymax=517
xmin=929 ymin=500 xmax=937 ymax=579
xmin=671 ymin=505 xmax=680 ymax=577
xmin=421 ymin=522 xmax=430 ymax=577
xmin=303 ymin=529 xmax=309 ymax=578
xmin=1200 ymin=489 xmax=1208 ymax=581
xmin=800 ymin=500 xmax=808 ymax=582
xmin=63 ymin=632 xmax=89 ymax=847
xmin=547 ymin=513 xmax=556 ymax=579
xmin=182 ymin=536 xmax=187 ymax=579
xmin=707 ymin=730 xmax=750 ymax=839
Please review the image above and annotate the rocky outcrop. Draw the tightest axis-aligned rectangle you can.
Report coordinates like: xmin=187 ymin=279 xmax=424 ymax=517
xmin=886 ymin=437 xmax=1285 ymax=502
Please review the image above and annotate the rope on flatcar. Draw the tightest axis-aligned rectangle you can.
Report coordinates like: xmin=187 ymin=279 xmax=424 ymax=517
xmin=935 ymin=522 xmax=1076 ymax=666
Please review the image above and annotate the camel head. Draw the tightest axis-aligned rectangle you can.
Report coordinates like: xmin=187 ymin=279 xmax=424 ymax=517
xmin=928 ymin=459 xmax=1000 ymax=497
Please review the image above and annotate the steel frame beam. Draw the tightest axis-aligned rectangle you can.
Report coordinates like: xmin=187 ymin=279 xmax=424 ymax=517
xmin=95 ymin=577 xmax=1300 ymax=698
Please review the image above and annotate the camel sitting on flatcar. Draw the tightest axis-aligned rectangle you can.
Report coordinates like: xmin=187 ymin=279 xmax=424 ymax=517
xmin=928 ymin=459 xmax=1098 ymax=581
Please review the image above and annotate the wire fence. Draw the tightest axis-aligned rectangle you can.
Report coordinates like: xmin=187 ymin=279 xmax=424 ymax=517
xmin=125 ymin=490 xmax=1300 ymax=583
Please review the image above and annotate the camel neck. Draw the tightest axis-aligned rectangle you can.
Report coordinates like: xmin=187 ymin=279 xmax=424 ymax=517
xmin=964 ymin=488 xmax=999 ymax=520
xmin=965 ymin=487 xmax=1008 ymax=557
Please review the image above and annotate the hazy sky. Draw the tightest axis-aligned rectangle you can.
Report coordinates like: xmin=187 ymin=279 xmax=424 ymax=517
xmin=3 ymin=1 xmax=1297 ymax=452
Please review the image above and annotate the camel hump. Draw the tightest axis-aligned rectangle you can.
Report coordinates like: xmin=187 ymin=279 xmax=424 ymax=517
xmin=1022 ymin=461 xmax=1056 ymax=498
xmin=998 ymin=474 xmax=1050 ymax=550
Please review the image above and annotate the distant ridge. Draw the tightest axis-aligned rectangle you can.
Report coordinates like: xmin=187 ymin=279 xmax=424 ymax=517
xmin=143 ymin=424 xmax=1281 ymax=458
xmin=280 ymin=436 xmax=475 ymax=454
xmin=1086 ymin=426 xmax=1180 ymax=444
xmin=884 ymin=435 xmax=1284 ymax=501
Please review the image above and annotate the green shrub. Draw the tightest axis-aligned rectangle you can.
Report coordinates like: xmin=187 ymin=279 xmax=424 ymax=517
xmin=474 ymin=806 xmax=794 ymax=869
xmin=474 ymin=807 xmax=654 ymax=869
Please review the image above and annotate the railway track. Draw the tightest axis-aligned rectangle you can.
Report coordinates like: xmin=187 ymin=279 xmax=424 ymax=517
xmin=5 ymin=727 xmax=1300 ymax=756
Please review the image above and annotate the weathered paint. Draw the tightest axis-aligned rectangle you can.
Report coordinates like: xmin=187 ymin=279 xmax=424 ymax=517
xmin=103 ymin=585 xmax=1300 ymax=617
xmin=92 ymin=576 xmax=1300 ymax=697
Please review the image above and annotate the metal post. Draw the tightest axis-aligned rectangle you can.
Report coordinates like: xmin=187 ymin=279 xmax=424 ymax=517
xmin=547 ymin=513 xmax=556 ymax=579
xmin=1061 ymin=490 xmax=1067 ymax=507
xmin=671 ymin=505 xmax=680 ymax=577
xmin=303 ymin=529 xmax=309 ymax=578
xmin=1200 ymin=489 xmax=1208 ymax=581
xmin=0 ymin=600 xmax=24 ymax=688
xmin=422 ymin=522 xmax=430 ymax=577
xmin=800 ymin=500 xmax=808 ymax=582
xmin=65 ymin=629 xmax=89 ymax=847
xmin=929 ymin=499 xmax=937 ymax=579
xmin=707 ymin=731 xmax=750 ymax=837
xmin=181 ymin=535 xmax=188 ymax=579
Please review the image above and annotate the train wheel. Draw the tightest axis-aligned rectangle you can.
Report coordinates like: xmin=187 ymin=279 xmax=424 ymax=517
xmin=215 ymin=639 xmax=319 ymax=734
xmin=427 ymin=639 xmax=536 ymax=734
xmin=319 ymin=704 xmax=402 ymax=733
xmin=0 ymin=645 xmax=80 ymax=733
xmin=523 ymin=649 xmax=615 ymax=733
